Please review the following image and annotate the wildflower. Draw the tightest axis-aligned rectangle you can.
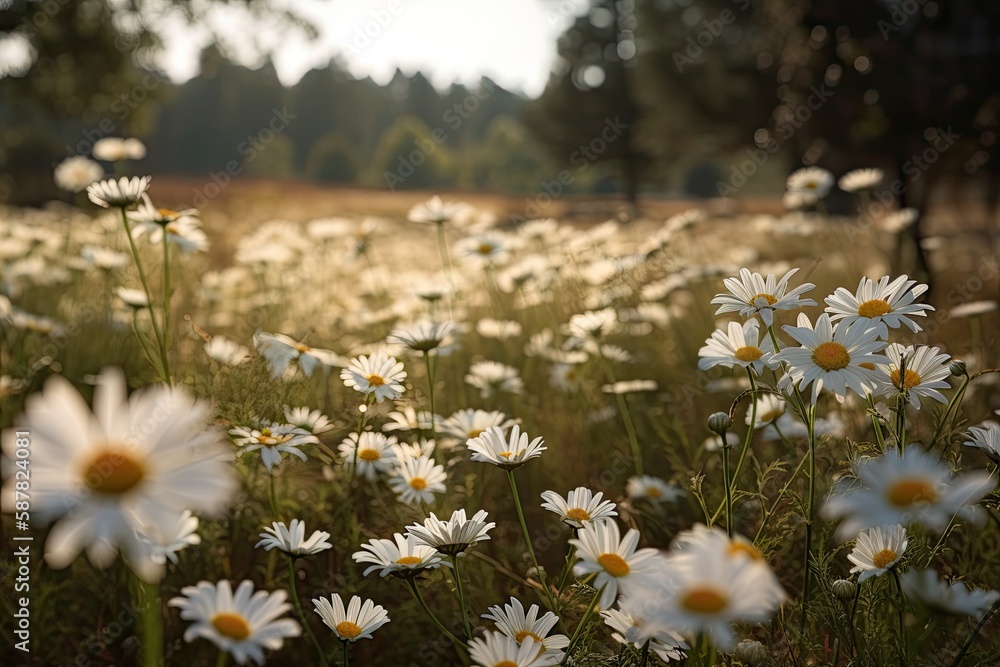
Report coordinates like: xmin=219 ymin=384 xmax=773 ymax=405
xmin=467 ymin=425 xmax=546 ymax=470
xmin=477 ymin=318 xmax=523 ymax=339
xmin=949 ymin=300 xmax=998 ymax=318
xmin=838 ymin=168 xmax=883 ymax=192
xmin=626 ymin=476 xmax=685 ymax=504
xmin=468 ymin=632 xmax=557 ymax=667
xmin=873 ymin=344 xmax=951 ymax=409
xmin=711 ymin=268 xmax=816 ymax=327
xmin=230 ymin=423 xmax=318 ymax=472
xmin=406 ymin=509 xmax=495 ymax=557
xmin=337 ymin=432 xmax=398 ymax=480
xmin=407 ymin=196 xmax=472 ymax=225
xmin=168 ymin=580 xmax=300 ymax=665
xmin=388 ymin=453 xmax=447 ymax=505
xmin=601 ymin=380 xmax=658 ymax=394
xmin=205 ymin=336 xmax=250 ymax=366
xmin=93 ymin=137 xmax=146 ymax=161
xmin=341 ymin=353 xmax=407 ymax=403
xmin=568 ymin=309 xmax=617 ymax=339
xmin=465 ymin=361 xmax=524 ymax=398
xmin=698 ymin=319 xmax=776 ymax=374
xmin=86 ymin=176 xmax=151 ymax=208
xmin=901 ymin=569 xmax=1000 ymax=618
xmin=601 ymin=604 xmax=688 ymax=663
xmin=312 ymin=594 xmax=390 ymax=642
xmin=441 ymin=409 xmax=518 ymax=440
xmin=283 ymin=405 xmax=334 ymax=435
xmin=786 ymin=166 xmax=834 ymax=198
xmin=570 ymin=521 xmax=662 ymax=609
xmin=54 ymin=156 xmax=103 ymax=192
xmin=746 ymin=394 xmax=786 ymax=429
xmin=848 ymin=524 xmax=908 ymax=582
xmin=540 ymin=487 xmax=618 ymax=529
xmin=256 ymin=519 xmax=332 ymax=557
xmin=137 ymin=510 xmax=201 ymax=565
xmin=824 ymin=275 xmax=932 ymax=337
xmin=482 ymin=597 xmax=569 ymax=657
xmin=352 ymin=533 xmax=447 ymax=578
xmin=877 ymin=208 xmax=918 ymax=233
xmin=388 ymin=320 xmax=455 ymax=352
xmin=254 ymin=331 xmax=344 ymax=379
xmin=964 ymin=424 xmax=1000 ymax=465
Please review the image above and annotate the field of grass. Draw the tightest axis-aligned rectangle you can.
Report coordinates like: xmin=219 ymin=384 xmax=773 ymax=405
xmin=2 ymin=177 xmax=1000 ymax=667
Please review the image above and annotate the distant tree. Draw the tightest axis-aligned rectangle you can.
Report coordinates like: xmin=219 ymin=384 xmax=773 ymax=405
xmin=304 ymin=133 xmax=360 ymax=183
xmin=473 ymin=116 xmax=551 ymax=191
xmin=367 ymin=115 xmax=456 ymax=190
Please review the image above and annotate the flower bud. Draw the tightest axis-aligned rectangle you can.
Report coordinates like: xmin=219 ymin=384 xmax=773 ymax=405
xmin=832 ymin=578 xmax=857 ymax=601
xmin=733 ymin=639 xmax=770 ymax=666
xmin=708 ymin=412 xmax=733 ymax=436
xmin=949 ymin=359 xmax=967 ymax=377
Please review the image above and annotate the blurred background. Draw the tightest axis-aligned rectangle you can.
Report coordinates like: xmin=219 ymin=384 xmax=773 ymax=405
xmin=2 ymin=0 xmax=1000 ymax=226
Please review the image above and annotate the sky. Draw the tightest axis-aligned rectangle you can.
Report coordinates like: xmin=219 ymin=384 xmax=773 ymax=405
xmin=156 ymin=0 xmax=588 ymax=97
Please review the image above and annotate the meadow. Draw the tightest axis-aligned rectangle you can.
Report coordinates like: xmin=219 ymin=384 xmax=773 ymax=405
xmin=2 ymin=161 xmax=1000 ymax=667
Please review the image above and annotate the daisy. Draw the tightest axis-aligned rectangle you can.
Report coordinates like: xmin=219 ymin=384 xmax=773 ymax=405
xmin=877 ymin=208 xmax=918 ymax=233
xmin=205 ymin=336 xmax=250 ymax=366
xmin=964 ymin=424 xmax=1000 ymax=465
xmin=133 ymin=216 xmax=209 ymax=254
xmin=455 ymin=233 xmax=510 ymax=265
xmin=54 ymin=156 xmax=103 ymax=192
xmin=477 ymin=318 xmax=523 ymax=339
xmin=786 ymin=166 xmax=834 ymax=198
xmin=601 ymin=380 xmax=658 ymax=394
xmin=441 ymin=409 xmax=518 ymax=440
xmin=745 ymin=393 xmax=787 ymax=429
xmin=407 ymin=196 xmax=472 ymax=225
xmin=568 ymin=309 xmax=617 ymax=339
xmin=388 ymin=453 xmax=447 ymax=505
xmin=949 ymin=300 xmax=998 ymax=318
xmin=570 ymin=521 xmax=663 ymax=609
xmin=86 ymin=176 xmax=150 ymax=208
xmin=168 ymin=580 xmax=301 ymax=665
xmin=873 ymin=344 xmax=951 ymax=409
xmin=711 ymin=268 xmax=817 ymax=327
xmin=698 ymin=319 xmax=777 ymax=375
xmin=838 ymin=168 xmax=883 ymax=192
xmin=337 ymin=432 xmax=398 ymax=480
xmin=782 ymin=189 xmax=818 ymax=210
xmin=467 ymin=425 xmax=545 ymax=470
xmin=256 ymin=519 xmax=332 ymax=557
xmin=626 ymin=475 xmax=685 ymax=504
xmin=115 ymin=287 xmax=149 ymax=309
xmin=468 ymin=632 xmax=556 ymax=667
xmin=822 ymin=445 xmax=997 ymax=541
xmin=540 ymin=487 xmax=618 ymax=529
xmin=137 ymin=510 xmax=201 ymax=565
xmin=601 ymin=604 xmax=688 ymax=663
xmin=774 ymin=313 xmax=887 ymax=402
xmin=0 ymin=368 xmax=236 ymax=582
xmin=549 ymin=363 xmax=583 ymax=392
xmin=388 ymin=320 xmax=455 ymax=352
xmin=254 ymin=331 xmax=344 ymax=379
xmin=824 ymin=275 xmax=933 ymax=337
xmin=283 ymin=405 xmax=334 ymax=435
xmin=482 ymin=597 xmax=569 ymax=657
xmin=382 ymin=407 xmax=442 ymax=433
xmin=465 ymin=361 xmax=524 ymax=398
xmin=406 ymin=509 xmax=495 ymax=556
xmin=82 ymin=244 xmax=130 ymax=271
xmin=230 ymin=423 xmax=318 ymax=472
xmin=352 ymin=533 xmax=447 ymax=578
xmin=93 ymin=137 xmax=146 ymax=161
xmin=901 ymin=569 xmax=1000 ymax=618
xmin=341 ymin=353 xmax=407 ymax=403
xmin=312 ymin=594 xmax=390 ymax=642
xmin=848 ymin=524 xmax=908 ymax=582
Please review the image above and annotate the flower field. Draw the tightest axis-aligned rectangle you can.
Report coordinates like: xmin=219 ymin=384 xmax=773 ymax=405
xmin=3 ymin=161 xmax=1000 ymax=667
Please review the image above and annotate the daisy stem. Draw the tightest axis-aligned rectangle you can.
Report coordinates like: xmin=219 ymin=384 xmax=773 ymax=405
xmin=890 ymin=569 xmax=907 ymax=667
xmin=342 ymin=640 xmax=349 ymax=667
xmin=448 ymin=554 xmax=473 ymax=639
xmin=949 ymin=599 xmax=999 ymax=667
xmin=640 ymin=638 xmax=651 ymax=666
xmin=268 ymin=472 xmax=280 ymax=519
xmin=215 ymin=651 xmax=228 ymax=667
xmin=722 ymin=442 xmax=733 ymax=538
xmin=120 ymin=206 xmax=168 ymax=383
xmin=564 ymin=583 xmax=606 ymax=662
xmin=931 ymin=374 xmax=970 ymax=449
xmin=848 ymin=582 xmax=862 ymax=661
xmin=896 ymin=393 xmax=907 ymax=453
xmin=507 ymin=471 xmax=561 ymax=617
xmin=131 ymin=309 xmax=163 ymax=378
xmin=710 ymin=370 xmax=756 ymax=527
xmin=800 ymin=402 xmax=817 ymax=634
xmin=404 ymin=579 xmax=468 ymax=651
xmin=348 ymin=396 xmax=374 ymax=485
xmin=424 ymin=351 xmax=438 ymax=456
xmin=160 ymin=223 xmax=172 ymax=383
xmin=287 ymin=559 xmax=329 ymax=667
xmin=753 ymin=453 xmax=808 ymax=544
xmin=136 ymin=577 xmax=163 ymax=667
xmin=867 ymin=394 xmax=886 ymax=450
xmin=599 ymin=351 xmax=643 ymax=476
xmin=557 ymin=543 xmax=577 ymax=591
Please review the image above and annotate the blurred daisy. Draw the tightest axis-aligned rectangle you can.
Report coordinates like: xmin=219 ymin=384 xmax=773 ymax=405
xmin=570 ymin=521 xmax=662 ymax=609
xmin=949 ymin=300 xmax=998 ymax=318
xmin=964 ymin=424 xmax=1000 ymax=465
xmin=549 ymin=363 xmax=583 ymax=392
xmin=849 ymin=524 xmax=907 ymax=583
xmin=406 ymin=509 xmax=495 ymax=556
xmin=312 ymin=594 xmax=389 ymax=642
xmin=774 ymin=313 xmax=886 ymax=402
xmin=93 ymin=137 xmax=146 ymax=161
xmin=838 ymin=168 xmax=883 ymax=192
xmin=467 ymin=425 xmax=545 ymax=470
xmin=601 ymin=380 xmax=657 ymax=394
xmin=782 ymin=189 xmax=818 ymax=211
xmin=54 ymin=156 xmax=103 ymax=192
xmin=352 ymin=533 xmax=447 ymax=578
xmin=382 ymin=407 xmax=441 ymax=433
xmin=168 ymin=580 xmax=300 ymax=666
xmin=133 ymin=216 xmax=209 ymax=255
xmin=407 ymin=196 xmax=471 ymax=225
xmin=256 ymin=519 xmax=332 ymax=557
xmin=205 ymin=336 xmax=250 ymax=366
xmin=465 ymin=361 xmax=524 ymax=398
xmin=540 ymin=487 xmax=618 ymax=529
xmin=874 ymin=344 xmax=951 ymax=409
xmin=877 ymin=208 xmax=918 ymax=234
xmin=823 ymin=445 xmax=996 ymax=541
xmin=388 ymin=453 xmax=447 ymax=505
xmin=230 ymin=423 xmax=318 ymax=472
xmin=254 ymin=331 xmax=344 ymax=379
xmin=115 ymin=287 xmax=149 ymax=310
xmin=711 ymin=268 xmax=817 ymax=327
xmin=137 ymin=510 xmax=201 ymax=565
xmin=482 ymin=597 xmax=569 ymax=657
xmin=283 ymin=406 xmax=334 ymax=435
xmin=82 ymin=244 xmax=130 ymax=271
xmin=626 ymin=475 xmax=684 ymax=504
xmin=87 ymin=176 xmax=150 ymax=208
xmin=787 ymin=167 xmax=834 ymax=198
xmin=477 ymin=318 xmax=523 ymax=339
xmin=468 ymin=632 xmax=556 ymax=667
xmin=601 ymin=604 xmax=688 ymax=663
xmin=0 ymin=368 xmax=237 ymax=582
xmin=568 ymin=309 xmax=617 ymax=339
xmin=337 ymin=432 xmax=398 ymax=480
xmin=388 ymin=320 xmax=455 ymax=352
xmin=824 ymin=275 xmax=932 ymax=337
xmin=745 ymin=393 xmax=786 ymax=429
xmin=341 ymin=353 xmax=406 ymax=403
xmin=441 ymin=409 xmax=518 ymax=440
xmin=902 ymin=569 xmax=1000 ymax=618
xmin=455 ymin=233 xmax=510 ymax=265
xmin=698 ymin=319 xmax=776 ymax=374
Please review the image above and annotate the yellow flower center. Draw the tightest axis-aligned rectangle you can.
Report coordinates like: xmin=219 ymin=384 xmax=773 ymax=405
xmin=294 ymin=343 xmax=310 ymax=353
xmin=498 ymin=451 xmax=515 ymax=459
xmin=891 ymin=369 xmax=922 ymax=390
xmin=887 ymin=478 xmax=938 ymax=507
xmin=212 ymin=612 xmax=251 ymax=640
xmin=515 ymin=630 xmax=543 ymax=643
xmin=804 ymin=181 xmax=818 ymax=190
xmin=680 ymin=587 xmax=728 ymax=614
xmin=396 ymin=556 xmax=422 ymax=565
xmin=597 ymin=553 xmax=631 ymax=578
xmin=366 ymin=374 xmax=386 ymax=387
xmin=335 ymin=621 xmax=362 ymax=639
xmin=468 ymin=429 xmax=484 ymax=438
xmin=751 ymin=293 xmax=778 ymax=306
xmin=157 ymin=207 xmax=179 ymax=220
xmin=812 ymin=342 xmax=851 ymax=371
xmin=409 ymin=477 xmax=428 ymax=491
xmin=728 ymin=542 xmax=764 ymax=561
xmin=495 ymin=662 xmax=519 ymax=667
xmin=260 ymin=428 xmax=272 ymax=436
xmin=759 ymin=407 xmax=784 ymax=423
xmin=358 ymin=449 xmax=380 ymax=462
xmin=859 ymin=362 xmax=876 ymax=371
xmin=477 ymin=243 xmax=496 ymax=255
xmin=858 ymin=299 xmax=892 ymax=319
xmin=646 ymin=486 xmax=663 ymax=498
xmin=565 ymin=508 xmax=591 ymax=522
xmin=83 ymin=448 xmax=146 ymax=495
xmin=734 ymin=346 xmax=763 ymax=362
xmin=872 ymin=548 xmax=898 ymax=569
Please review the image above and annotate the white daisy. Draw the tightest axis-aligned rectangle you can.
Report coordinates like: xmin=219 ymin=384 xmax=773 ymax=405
xmin=822 ymin=445 xmax=997 ymax=541
xmin=626 ymin=475 xmax=685 ymax=504
xmin=283 ymin=405 xmax=334 ymax=435
xmin=568 ymin=309 xmax=617 ymax=339
xmin=467 ymin=425 xmax=546 ymax=470
xmin=168 ymin=580 xmax=301 ymax=665
xmin=54 ymin=156 xmax=103 ymax=192
xmin=964 ymin=424 xmax=1000 ymax=465
xmin=601 ymin=604 xmax=688 ymax=663
xmin=601 ymin=380 xmax=658 ymax=394
xmin=697 ymin=319 xmax=777 ymax=375
xmin=93 ymin=137 xmax=146 ymax=161
xmin=0 ymin=368 xmax=237 ymax=582
xmin=230 ymin=423 xmax=318 ymax=472
xmin=341 ymin=353 xmax=407 ymax=403
xmin=205 ymin=336 xmax=250 ymax=366
xmin=482 ymin=597 xmax=569 ymax=657
xmin=133 ymin=216 xmax=209 ymax=255
xmin=477 ymin=318 xmax=523 ymax=340
xmin=312 ymin=594 xmax=390 ymax=642
xmin=86 ymin=176 xmax=151 ymax=208
xmin=115 ymin=287 xmax=149 ymax=309
xmin=949 ymin=300 xmax=998 ymax=318
xmin=256 ymin=519 xmax=332 ymax=557
xmin=468 ymin=632 xmax=557 ymax=667
xmin=786 ymin=166 xmax=834 ymax=198
xmin=873 ymin=344 xmax=951 ymax=409
xmin=901 ymin=569 xmax=1000 ymax=618
xmin=465 ymin=361 xmax=524 ymax=398
xmin=441 ymin=409 xmax=518 ymax=440
xmin=877 ymin=208 xmax=919 ymax=234
xmin=540 ymin=487 xmax=618 ymax=529
xmin=254 ymin=331 xmax=344 ymax=379
xmin=711 ymin=268 xmax=817 ymax=327
xmin=455 ymin=233 xmax=511 ymax=265
xmin=337 ymin=432 xmax=398 ymax=481
xmin=406 ymin=509 xmax=496 ymax=556
xmin=81 ymin=244 xmax=130 ymax=271
xmin=407 ymin=196 xmax=472 ymax=225
xmin=388 ymin=320 xmax=455 ymax=352
xmin=838 ymin=168 xmax=883 ymax=192
xmin=569 ymin=521 xmax=663 ymax=609
xmin=774 ymin=313 xmax=887 ymax=402
xmin=824 ymin=275 xmax=933 ymax=337
xmin=848 ymin=524 xmax=908 ymax=582
xmin=137 ymin=510 xmax=201 ymax=565
xmin=352 ymin=533 xmax=447 ymax=578
xmin=745 ymin=393 xmax=787 ymax=429
xmin=382 ymin=407 xmax=442 ymax=434
xmin=388 ymin=453 xmax=447 ymax=505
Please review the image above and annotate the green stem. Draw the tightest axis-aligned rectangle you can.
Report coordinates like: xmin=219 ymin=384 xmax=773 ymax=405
xmin=753 ymin=453 xmax=809 ymax=544
xmin=287 ymin=559 xmax=329 ymax=667
xmin=867 ymin=394 xmax=887 ymax=450
xmin=800 ymin=402 xmax=817 ymax=633
xmin=507 ymin=471 xmax=562 ymax=617
xmin=424 ymin=351 xmax=438 ymax=456
xmin=348 ymin=396 xmax=374 ymax=485
xmin=640 ymin=639 xmax=650 ymax=666
xmin=268 ymin=472 xmax=280 ymax=519
xmin=449 ymin=554 xmax=473 ymax=639
xmin=342 ymin=640 xmax=349 ymax=667
xmin=848 ymin=582 xmax=861 ymax=662
xmin=160 ymin=225 xmax=172 ymax=383
xmin=722 ymin=442 xmax=733 ymax=538
xmin=896 ymin=393 xmax=907 ymax=453
xmin=120 ymin=207 xmax=168 ymax=383
xmin=563 ymin=583 xmax=606 ymax=662
xmin=950 ymin=600 xmax=999 ymax=667
xmin=710 ymin=370 xmax=756 ymax=525
xmin=215 ymin=651 xmax=228 ymax=667
xmin=405 ymin=579 xmax=468 ymax=651
xmin=890 ymin=569 xmax=906 ymax=667
xmin=598 ymin=350 xmax=643 ymax=475
xmin=137 ymin=577 xmax=163 ymax=667
xmin=932 ymin=375 xmax=970 ymax=447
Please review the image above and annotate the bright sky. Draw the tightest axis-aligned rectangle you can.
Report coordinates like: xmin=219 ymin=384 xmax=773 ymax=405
xmin=157 ymin=0 xmax=588 ymax=97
